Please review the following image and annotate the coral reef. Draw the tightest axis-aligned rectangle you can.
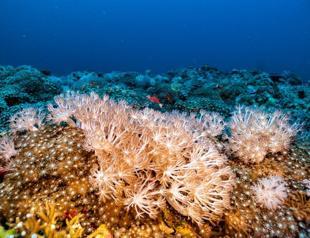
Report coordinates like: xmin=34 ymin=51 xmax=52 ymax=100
xmin=0 ymin=64 xmax=309 ymax=237
xmin=1 ymin=64 xmax=309 ymax=134
xmin=0 ymin=90 xmax=309 ymax=237
xmin=0 ymin=65 xmax=61 ymax=132
xmin=228 ymin=147 xmax=309 ymax=237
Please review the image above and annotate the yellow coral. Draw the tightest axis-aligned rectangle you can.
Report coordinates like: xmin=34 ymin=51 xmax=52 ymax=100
xmin=23 ymin=216 xmax=42 ymax=236
xmin=158 ymin=220 xmax=174 ymax=234
xmin=66 ymin=214 xmax=84 ymax=238
xmin=175 ymin=222 xmax=198 ymax=237
xmin=88 ymin=225 xmax=112 ymax=238
xmin=33 ymin=202 xmax=65 ymax=238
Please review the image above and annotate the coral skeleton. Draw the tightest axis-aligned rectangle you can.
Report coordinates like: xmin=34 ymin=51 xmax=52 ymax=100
xmin=10 ymin=108 xmax=45 ymax=133
xmin=228 ymin=106 xmax=299 ymax=163
xmin=252 ymin=176 xmax=288 ymax=210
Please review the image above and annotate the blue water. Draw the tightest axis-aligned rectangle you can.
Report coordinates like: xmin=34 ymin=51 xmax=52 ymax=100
xmin=0 ymin=0 xmax=309 ymax=79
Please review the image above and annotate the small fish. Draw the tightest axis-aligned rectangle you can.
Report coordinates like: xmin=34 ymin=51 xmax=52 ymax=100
xmin=147 ymin=95 xmax=163 ymax=108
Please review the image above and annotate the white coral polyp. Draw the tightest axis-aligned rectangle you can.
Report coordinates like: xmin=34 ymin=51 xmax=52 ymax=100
xmin=229 ymin=106 xmax=299 ymax=163
xmin=47 ymin=91 xmax=104 ymax=126
xmin=252 ymin=176 xmax=287 ymax=210
xmin=196 ymin=110 xmax=226 ymax=137
xmin=0 ymin=136 xmax=17 ymax=162
xmin=124 ymin=178 xmax=163 ymax=219
xmin=10 ymin=108 xmax=44 ymax=133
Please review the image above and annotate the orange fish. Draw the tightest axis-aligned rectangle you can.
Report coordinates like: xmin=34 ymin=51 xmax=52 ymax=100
xmin=147 ymin=95 xmax=163 ymax=108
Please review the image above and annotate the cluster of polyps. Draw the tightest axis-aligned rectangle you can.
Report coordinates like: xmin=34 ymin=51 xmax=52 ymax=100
xmin=228 ymin=106 xmax=299 ymax=164
xmin=47 ymin=92 xmax=234 ymax=225
xmin=252 ymin=176 xmax=288 ymax=210
xmin=10 ymin=108 xmax=45 ymax=133
xmin=0 ymin=136 xmax=17 ymax=175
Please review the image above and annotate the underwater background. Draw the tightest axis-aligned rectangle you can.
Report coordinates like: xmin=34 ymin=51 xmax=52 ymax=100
xmin=0 ymin=1 xmax=310 ymax=238
xmin=0 ymin=0 xmax=310 ymax=79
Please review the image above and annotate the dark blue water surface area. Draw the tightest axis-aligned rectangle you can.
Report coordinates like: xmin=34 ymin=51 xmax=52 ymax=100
xmin=0 ymin=0 xmax=309 ymax=79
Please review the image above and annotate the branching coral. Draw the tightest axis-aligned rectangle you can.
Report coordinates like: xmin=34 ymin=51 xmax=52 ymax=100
xmin=10 ymin=107 xmax=45 ymax=133
xmin=164 ymin=145 xmax=234 ymax=225
xmin=228 ymin=106 xmax=299 ymax=163
xmin=252 ymin=176 xmax=288 ymax=210
xmin=13 ymin=201 xmax=113 ymax=238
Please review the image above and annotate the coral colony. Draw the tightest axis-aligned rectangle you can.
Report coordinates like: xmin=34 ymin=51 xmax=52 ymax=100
xmin=0 ymin=91 xmax=309 ymax=238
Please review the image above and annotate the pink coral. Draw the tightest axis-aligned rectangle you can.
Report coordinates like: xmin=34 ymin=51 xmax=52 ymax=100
xmin=195 ymin=110 xmax=226 ymax=138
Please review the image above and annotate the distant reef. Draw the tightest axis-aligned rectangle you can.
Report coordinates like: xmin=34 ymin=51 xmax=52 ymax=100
xmin=0 ymin=64 xmax=309 ymax=145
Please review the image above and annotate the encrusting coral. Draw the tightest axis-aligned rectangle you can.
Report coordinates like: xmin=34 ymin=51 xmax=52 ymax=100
xmin=0 ymin=91 xmax=309 ymax=238
xmin=228 ymin=147 xmax=309 ymax=237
